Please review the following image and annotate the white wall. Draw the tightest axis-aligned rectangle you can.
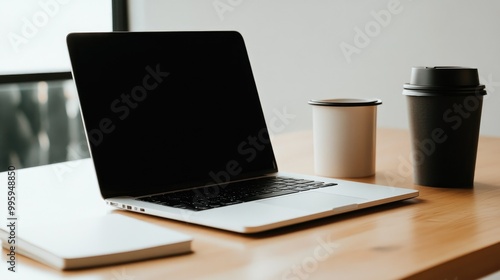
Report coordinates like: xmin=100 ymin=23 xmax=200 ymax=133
xmin=128 ymin=0 xmax=500 ymax=136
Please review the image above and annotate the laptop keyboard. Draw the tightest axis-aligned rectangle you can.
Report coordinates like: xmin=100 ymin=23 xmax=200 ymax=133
xmin=136 ymin=176 xmax=337 ymax=211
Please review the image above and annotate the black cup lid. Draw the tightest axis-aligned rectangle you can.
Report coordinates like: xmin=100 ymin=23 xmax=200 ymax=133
xmin=403 ymin=66 xmax=486 ymax=96
xmin=308 ymin=98 xmax=382 ymax=107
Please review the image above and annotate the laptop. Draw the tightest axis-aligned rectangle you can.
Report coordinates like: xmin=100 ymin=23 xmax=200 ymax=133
xmin=66 ymin=31 xmax=418 ymax=234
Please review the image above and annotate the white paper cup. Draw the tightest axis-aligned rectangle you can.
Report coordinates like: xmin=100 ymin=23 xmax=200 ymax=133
xmin=308 ymin=98 xmax=382 ymax=178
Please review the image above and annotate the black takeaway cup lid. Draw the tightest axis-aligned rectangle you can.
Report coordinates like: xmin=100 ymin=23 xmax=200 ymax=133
xmin=403 ymin=66 xmax=487 ymax=96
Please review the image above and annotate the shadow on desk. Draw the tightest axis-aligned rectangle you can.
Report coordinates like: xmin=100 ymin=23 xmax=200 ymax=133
xmin=247 ymin=198 xmax=424 ymax=239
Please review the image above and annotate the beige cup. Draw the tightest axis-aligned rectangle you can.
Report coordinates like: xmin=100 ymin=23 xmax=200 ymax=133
xmin=308 ymin=98 xmax=382 ymax=178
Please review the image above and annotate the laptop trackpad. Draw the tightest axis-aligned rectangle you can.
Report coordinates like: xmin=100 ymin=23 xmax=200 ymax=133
xmin=258 ymin=191 xmax=367 ymax=213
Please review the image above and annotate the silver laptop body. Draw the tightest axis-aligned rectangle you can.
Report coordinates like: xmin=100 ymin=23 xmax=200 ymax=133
xmin=66 ymin=31 xmax=418 ymax=233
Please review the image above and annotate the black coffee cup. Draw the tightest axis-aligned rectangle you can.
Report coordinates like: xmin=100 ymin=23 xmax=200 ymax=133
xmin=402 ymin=66 xmax=487 ymax=188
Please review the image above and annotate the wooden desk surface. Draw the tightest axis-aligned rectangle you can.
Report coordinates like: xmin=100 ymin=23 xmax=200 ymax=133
xmin=1 ymin=128 xmax=500 ymax=280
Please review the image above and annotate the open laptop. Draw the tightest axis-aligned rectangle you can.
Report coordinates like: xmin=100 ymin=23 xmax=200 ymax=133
xmin=66 ymin=31 xmax=418 ymax=234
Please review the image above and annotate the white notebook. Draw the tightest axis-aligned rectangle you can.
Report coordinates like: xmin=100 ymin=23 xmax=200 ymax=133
xmin=0 ymin=214 xmax=193 ymax=270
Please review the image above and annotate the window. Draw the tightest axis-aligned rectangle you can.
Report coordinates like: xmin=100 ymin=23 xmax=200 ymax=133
xmin=0 ymin=0 xmax=128 ymax=171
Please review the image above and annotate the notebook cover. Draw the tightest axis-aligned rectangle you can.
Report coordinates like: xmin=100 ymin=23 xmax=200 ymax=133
xmin=0 ymin=214 xmax=193 ymax=270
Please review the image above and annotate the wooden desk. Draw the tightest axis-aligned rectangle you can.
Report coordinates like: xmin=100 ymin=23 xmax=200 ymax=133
xmin=1 ymin=128 xmax=500 ymax=279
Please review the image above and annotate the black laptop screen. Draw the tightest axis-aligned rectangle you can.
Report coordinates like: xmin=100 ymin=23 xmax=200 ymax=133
xmin=67 ymin=31 xmax=278 ymax=198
